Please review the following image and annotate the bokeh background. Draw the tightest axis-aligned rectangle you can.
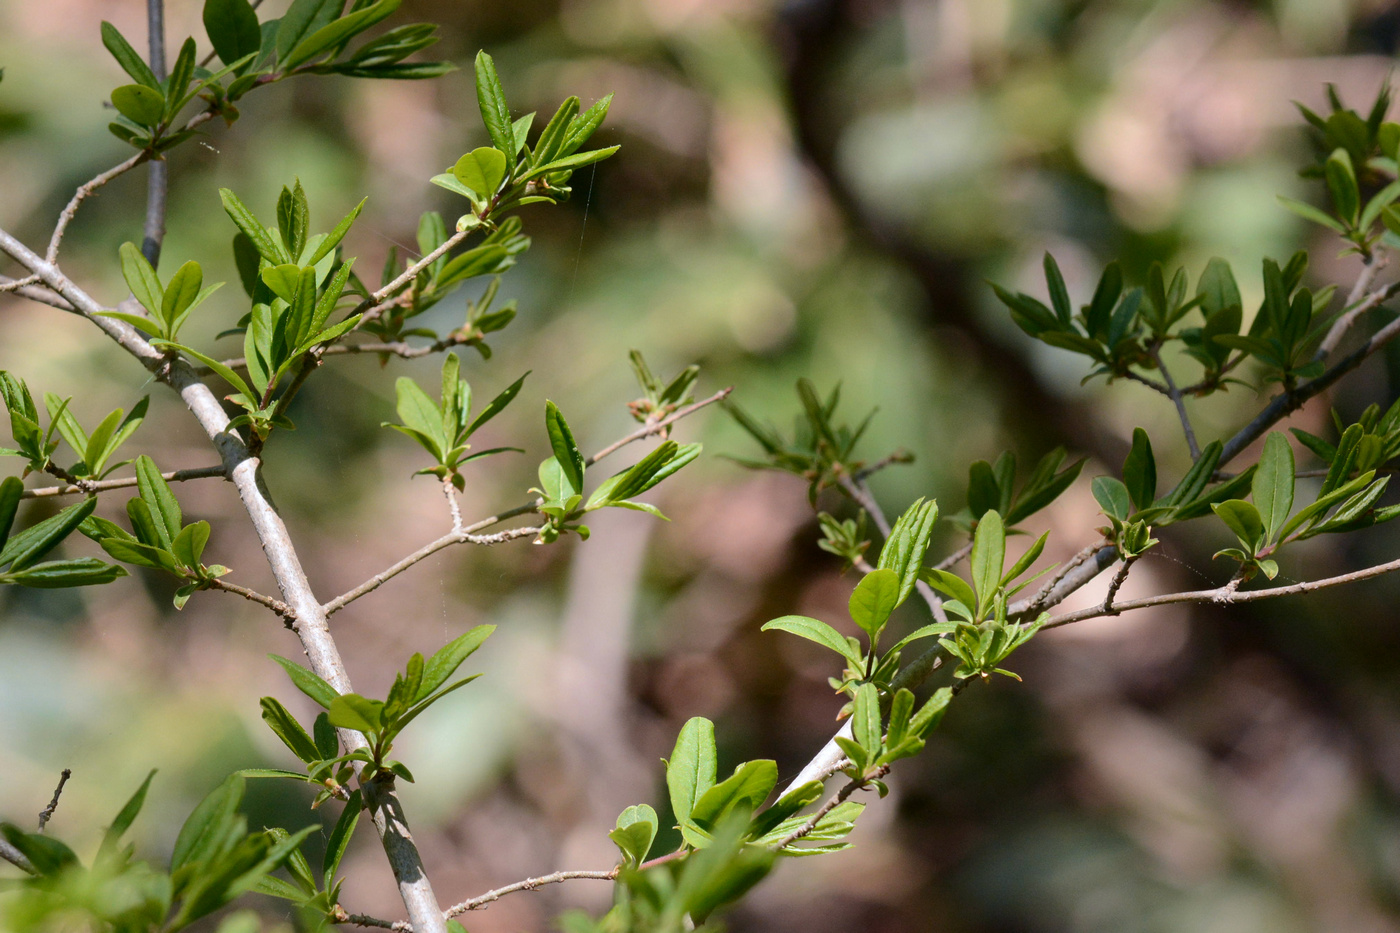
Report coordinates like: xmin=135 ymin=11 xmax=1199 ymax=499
xmin=6 ymin=0 xmax=1400 ymax=930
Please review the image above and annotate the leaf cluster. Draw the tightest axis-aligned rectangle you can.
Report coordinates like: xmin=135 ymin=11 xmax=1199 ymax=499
xmin=429 ymin=53 xmax=619 ymax=227
xmin=80 ymin=456 xmax=230 ymax=608
xmin=531 ymin=400 xmax=701 ymax=542
xmin=164 ymin=183 xmax=365 ymax=439
xmin=256 ymin=626 xmax=494 ymax=791
xmin=1 ymin=773 xmax=312 ymax=933
xmin=0 ymin=372 xmax=147 ymax=479
xmin=0 ymin=479 xmax=125 ymax=589
xmin=384 ymin=353 xmax=525 ymax=487
xmin=1212 ymin=431 xmax=1399 ymax=580
xmin=727 ymin=379 xmax=887 ymax=501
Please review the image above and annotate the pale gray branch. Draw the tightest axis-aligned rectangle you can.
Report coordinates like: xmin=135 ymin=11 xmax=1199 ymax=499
xmin=586 ymin=387 xmax=733 ymax=465
xmin=0 ymin=226 xmax=450 ymax=933
xmin=444 ymin=869 xmax=618 ymax=917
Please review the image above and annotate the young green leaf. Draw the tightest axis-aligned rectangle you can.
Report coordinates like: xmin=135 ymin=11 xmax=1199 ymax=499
xmin=760 ymin=615 xmax=864 ymax=669
xmin=544 ymin=400 xmax=585 ymax=493
xmin=970 ymin=510 xmax=1005 ymax=612
xmin=473 ymin=51 xmax=515 ymax=160
xmin=848 ymin=568 xmax=899 ymax=643
xmin=666 ymin=717 xmax=718 ymax=828
xmin=1253 ymin=432 xmax=1295 ymax=543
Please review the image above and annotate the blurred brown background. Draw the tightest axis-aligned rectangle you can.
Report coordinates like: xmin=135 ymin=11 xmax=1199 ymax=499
xmin=7 ymin=0 xmax=1400 ymax=930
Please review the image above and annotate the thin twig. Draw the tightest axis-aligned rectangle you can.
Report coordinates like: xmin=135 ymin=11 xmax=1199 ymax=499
xmin=0 ymin=274 xmax=40 ymax=292
xmin=931 ymin=540 xmax=973 ymax=573
xmin=205 ymin=577 xmax=296 ymax=623
xmin=773 ymin=764 xmax=890 ymax=850
xmin=442 ymin=478 xmax=463 ymax=533
xmin=586 ymin=388 xmax=733 ymax=465
xmin=349 ymin=229 xmax=472 ymax=330
xmin=37 ymin=769 xmax=71 ymax=832
xmin=1101 ymin=557 xmax=1134 ymax=615
xmin=0 ymin=277 xmax=76 ymax=312
xmin=1043 ymin=552 xmax=1400 ymax=629
xmin=1122 ymin=370 xmax=1172 ymax=396
xmin=1317 ymin=255 xmax=1387 ymax=360
xmin=444 ymin=870 xmax=618 ymax=917
xmin=1024 ymin=541 xmax=1105 ymax=614
xmin=322 ymin=509 xmax=541 ymax=615
xmin=1150 ymin=345 xmax=1199 ymax=459
xmin=21 ymin=465 xmax=226 ymax=499
xmin=45 ymin=152 xmax=150 ymax=264
xmin=0 ymin=837 xmax=35 ymax=875
xmin=852 ymin=449 xmax=913 ymax=482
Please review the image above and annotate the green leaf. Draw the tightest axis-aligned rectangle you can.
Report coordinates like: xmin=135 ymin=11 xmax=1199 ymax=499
xmin=0 ymin=824 xmax=79 ymax=877
xmin=120 ymin=241 xmax=163 ymax=317
xmin=328 ymin=693 xmax=385 ymax=734
xmin=532 ymin=96 xmax=579 ymax=166
xmin=474 ymin=51 xmax=515 ymax=161
xmin=876 ymin=497 xmax=938 ymax=607
xmin=608 ymin=804 xmax=658 ymax=866
xmin=1212 ymin=499 xmax=1265 ymax=551
xmin=1122 ymin=428 xmax=1156 ymax=513
xmin=544 ymin=400 xmax=585 ymax=494
xmin=1253 ymin=432 xmax=1295 ymax=543
xmin=0 ymin=497 xmax=96 ymax=572
xmin=309 ymin=197 xmax=367 ymax=266
xmin=416 ymin=625 xmax=495 ymax=702
xmin=519 ymin=146 xmax=621 ymax=182
xmin=1325 ymin=147 xmax=1360 ymax=224
xmin=561 ymin=94 xmax=613 ymax=157
xmin=269 ymin=654 xmax=340 ymax=708
xmin=690 ymin=760 xmax=778 ymax=829
xmin=848 ymin=568 xmax=899 ymax=643
xmin=1044 ymin=253 xmax=1072 ymax=325
xmin=135 ymin=455 xmax=183 ymax=548
xmin=220 ymin=188 xmax=287 ymax=264
xmin=260 ymin=696 xmax=320 ymax=763
xmin=97 ymin=770 xmax=155 ymax=865
xmin=275 ymin=0 xmax=339 ymax=65
xmin=282 ymin=0 xmax=401 ymax=70
xmin=393 ymin=377 xmax=447 ymax=458
xmin=171 ymin=774 xmax=245 ymax=871
xmin=452 ymin=147 xmax=508 ymax=202
xmin=0 ymin=476 xmax=21 ymax=548
xmin=1092 ymin=476 xmax=1131 ymax=521
xmin=467 ymin=371 xmax=528 ymax=437
xmin=165 ymin=343 xmax=255 ymax=401
xmin=852 ymin=682 xmax=880 ymax=755
xmin=924 ymin=568 xmax=977 ymax=613
xmin=760 ymin=615 xmax=864 ymax=669
xmin=161 ymin=261 xmax=204 ymax=333
xmin=666 ymin=717 xmax=717 ymax=827
xmin=112 ymin=84 xmax=166 ymax=127
xmin=322 ymin=791 xmax=362 ymax=886
xmin=1277 ymin=195 xmax=1347 ymax=234
xmin=204 ymin=0 xmax=263 ymax=67
xmin=101 ymin=21 xmax=160 ymax=88
xmin=970 ymin=510 xmax=1005 ymax=612
xmin=4 ymin=558 xmax=126 ymax=588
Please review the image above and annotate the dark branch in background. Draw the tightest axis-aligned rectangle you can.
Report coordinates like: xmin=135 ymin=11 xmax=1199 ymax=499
xmin=142 ymin=0 xmax=167 ymax=266
xmin=775 ymin=0 xmax=1122 ymax=469
xmin=37 ymin=769 xmax=71 ymax=832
